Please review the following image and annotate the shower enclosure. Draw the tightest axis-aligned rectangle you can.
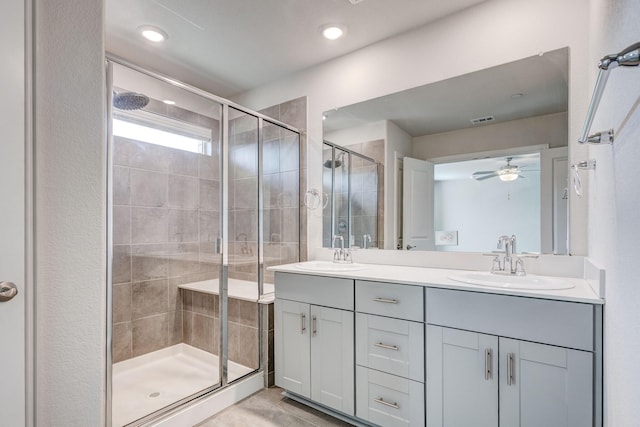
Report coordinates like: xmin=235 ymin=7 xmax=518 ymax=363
xmin=322 ymin=141 xmax=380 ymax=249
xmin=108 ymin=60 xmax=300 ymax=426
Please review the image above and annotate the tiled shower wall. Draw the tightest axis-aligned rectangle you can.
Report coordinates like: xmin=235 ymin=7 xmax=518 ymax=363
xmin=111 ymin=126 xmax=221 ymax=362
xmin=349 ymin=139 xmax=385 ymax=249
xmin=112 ymin=97 xmax=306 ymax=365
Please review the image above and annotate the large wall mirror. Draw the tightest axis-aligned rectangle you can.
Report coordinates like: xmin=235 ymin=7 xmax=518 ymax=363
xmin=323 ymin=47 xmax=570 ymax=254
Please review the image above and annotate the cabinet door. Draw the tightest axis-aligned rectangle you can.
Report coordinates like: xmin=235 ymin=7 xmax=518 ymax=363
xmin=427 ymin=325 xmax=499 ymax=427
xmin=499 ymin=338 xmax=593 ymax=427
xmin=275 ymin=299 xmax=311 ymax=398
xmin=310 ymin=305 xmax=355 ymax=415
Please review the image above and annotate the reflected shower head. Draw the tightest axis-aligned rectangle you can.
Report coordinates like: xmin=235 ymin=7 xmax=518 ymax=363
xmin=113 ymin=91 xmax=150 ymax=111
xmin=324 ymin=152 xmax=345 ymax=168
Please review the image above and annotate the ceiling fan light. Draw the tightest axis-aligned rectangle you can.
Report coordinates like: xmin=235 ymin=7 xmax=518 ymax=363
xmin=499 ymin=172 xmax=519 ymax=182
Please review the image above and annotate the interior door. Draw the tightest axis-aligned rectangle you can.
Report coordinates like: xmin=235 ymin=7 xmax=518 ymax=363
xmin=402 ymin=157 xmax=435 ymax=250
xmin=0 ymin=0 xmax=27 ymax=424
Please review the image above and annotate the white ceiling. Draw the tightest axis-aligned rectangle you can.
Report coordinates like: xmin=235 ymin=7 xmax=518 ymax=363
xmin=106 ymin=0 xmax=487 ymax=98
xmin=323 ymin=47 xmax=569 ymax=137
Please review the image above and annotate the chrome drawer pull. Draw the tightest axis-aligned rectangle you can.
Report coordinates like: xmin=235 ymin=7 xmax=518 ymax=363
xmin=300 ymin=313 xmax=306 ymax=334
xmin=507 ymin=352 xmax=515 ymax=385
xmin=374 ymin=398 xmax=399 ymax=409
xmin=312 ymin=315 xmax=317 ymax=336
xmin=373 ymin=297 xmax=398 ymax=304
xmin=374 ymin=342 xmax=399 ymax=351
xmin=485 ymin=348 xmax=492 ymax=380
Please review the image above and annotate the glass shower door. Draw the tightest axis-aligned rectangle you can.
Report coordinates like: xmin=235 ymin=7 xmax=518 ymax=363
xmin=110 ymin=62 xmax=224 ymax=426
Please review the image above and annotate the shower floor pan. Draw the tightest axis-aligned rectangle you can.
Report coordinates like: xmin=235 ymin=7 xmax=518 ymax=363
xmin=112 ymin=343 xmax=253 ymax=427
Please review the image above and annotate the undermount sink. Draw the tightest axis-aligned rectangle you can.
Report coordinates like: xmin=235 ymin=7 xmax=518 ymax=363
xmin=449 ymin=271 xmax=575 ymax=290
xmin=294 ymin=261 xmax=368 ymax=272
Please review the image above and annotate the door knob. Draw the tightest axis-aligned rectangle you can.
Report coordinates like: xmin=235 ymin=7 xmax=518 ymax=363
xmin=0 ymin=282 xmax=18 ymax=302
xmin=406 ymin=244 xmax=415 ymax=250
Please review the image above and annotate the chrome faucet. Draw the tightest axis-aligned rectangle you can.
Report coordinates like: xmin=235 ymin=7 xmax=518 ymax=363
xmin=363 ymin=234 xmax=372 ymax=249
xmin=332 ymin=235 xmax=352 ymax=264
xmin=237 ymin=233 xmax=252 ymax=256
xmin=488 ymin=234 xmax=537 ymax=276
xmin=495 ymin=235 xmax=519 ymax=275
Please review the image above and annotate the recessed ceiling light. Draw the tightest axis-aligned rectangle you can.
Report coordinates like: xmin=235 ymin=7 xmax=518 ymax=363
xmin=163 ymin=100 xmax=176 ymax=105
xmin=138 ymin=26 xmax=168 ymax=43
xmin=320 ymin=24 xmax=346 ymax=40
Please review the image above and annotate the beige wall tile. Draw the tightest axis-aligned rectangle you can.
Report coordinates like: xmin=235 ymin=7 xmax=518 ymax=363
xmin=132 ymin=314 xmax=168 ymax=357
xmin=132 ymin=207 xmax=168 ymax=244
xmin=112 ymin=322 xmax=132 ymax=363
xmin=132 ymin=279 xmax=168 ymax=320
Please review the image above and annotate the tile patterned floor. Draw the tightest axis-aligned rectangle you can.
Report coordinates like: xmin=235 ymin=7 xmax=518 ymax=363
xmin=195 ymin=387 xmax=354 ymax=427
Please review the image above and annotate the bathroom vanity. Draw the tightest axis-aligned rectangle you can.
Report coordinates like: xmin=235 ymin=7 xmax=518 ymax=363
xmin=270 ymin=262 xmax=603 ymax=427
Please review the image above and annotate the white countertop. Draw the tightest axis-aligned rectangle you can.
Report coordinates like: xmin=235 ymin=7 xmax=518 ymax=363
xmin=268 ymin=262 xmax=603 ymax=305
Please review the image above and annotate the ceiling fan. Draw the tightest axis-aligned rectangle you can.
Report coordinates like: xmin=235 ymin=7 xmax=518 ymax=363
xmin=471 ymin=157 xmax=531 ymax=182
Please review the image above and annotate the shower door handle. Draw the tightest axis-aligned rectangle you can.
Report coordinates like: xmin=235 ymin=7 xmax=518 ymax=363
xmin=0 ymin=282 xmax=18 ymax=302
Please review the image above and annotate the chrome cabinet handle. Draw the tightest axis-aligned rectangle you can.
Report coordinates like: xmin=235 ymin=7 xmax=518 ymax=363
xmin=485 ymin=348 xmax=493 ymax=380
xmin=312 ymin=315 xmax=317 ymax=336
xmin=406 ymin=244 xmax=415 ymax=250
xmin=373 ymin=297 xmax=398 ymax=304
xmin=507 ymin=352 xmax=515 ymax=385
xmin=300 ymin=313 xmax=306 ymax=334
xmin=0 ymin=281 xmax=18 ymax=302
xmin=374 ymin=342 xmax=399 ymax=351
xmin=374 ymin=398 xmax=399 ymax=409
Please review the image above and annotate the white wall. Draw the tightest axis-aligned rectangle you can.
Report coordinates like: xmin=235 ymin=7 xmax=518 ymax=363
xmin=34 ymin=0 xmax=106 ymax=424
xmin=434 ymin=174 xmax=541 ymax=252
xmin=588 ymin=0 xmax=640 ymax=425
xmin=234 ymin=0 xmax=591 ymax=259
xmin=413 ymin=112 xmax=567 ymax=160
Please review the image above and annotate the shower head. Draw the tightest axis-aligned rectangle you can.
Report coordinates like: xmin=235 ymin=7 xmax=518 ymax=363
xmin=324 ymin=152 xmax=345 ymax=169
xmin=598 ymin=41 xmax=640 ymax=70
xmin=113 ymin=91 xmax=150 ymax=111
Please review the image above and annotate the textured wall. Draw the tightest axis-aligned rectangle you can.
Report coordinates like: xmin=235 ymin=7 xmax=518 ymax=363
xmin=588 ymin=0 xmax=640 ymax=425
xmin=34 ymin=0 xmax=106 ymax=424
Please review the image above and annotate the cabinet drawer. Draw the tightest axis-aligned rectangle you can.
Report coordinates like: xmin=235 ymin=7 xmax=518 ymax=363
xmin=356 ymin=280 xmax=423 ymax=321
xmin=275 ymin=272 xmax=354 ymax=310
xmin=356 ymin=313 xmax=424 ymax=382
xmin=356 ymin=366 xmax=425 ymax=427
xmin=426 ymin=288 xmax=594 ymax=351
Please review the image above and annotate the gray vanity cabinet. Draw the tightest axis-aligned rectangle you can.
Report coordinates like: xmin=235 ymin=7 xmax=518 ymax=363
xmin=426 ymin=288 xmax=598 ymax=427
xmin=274 ymin=273 xmax=355 ymax=416
xmin=426 ymin=326 xmax=499 ymax=427
xmin=355 ymin=280 xmax=425 ymax=426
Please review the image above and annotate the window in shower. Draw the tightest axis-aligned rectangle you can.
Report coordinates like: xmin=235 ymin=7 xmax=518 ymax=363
xmin=109 ymin=62 xmax=301 ymax=426
xmin=112 ymin=116 xmax=212 ymax=155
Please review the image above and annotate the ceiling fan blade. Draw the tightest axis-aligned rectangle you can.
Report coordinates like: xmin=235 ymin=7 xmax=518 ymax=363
xmin=474 ymin=172 xmax=499 ymax=181
xmin=472 ymin=170 xmax=495 ymax=175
